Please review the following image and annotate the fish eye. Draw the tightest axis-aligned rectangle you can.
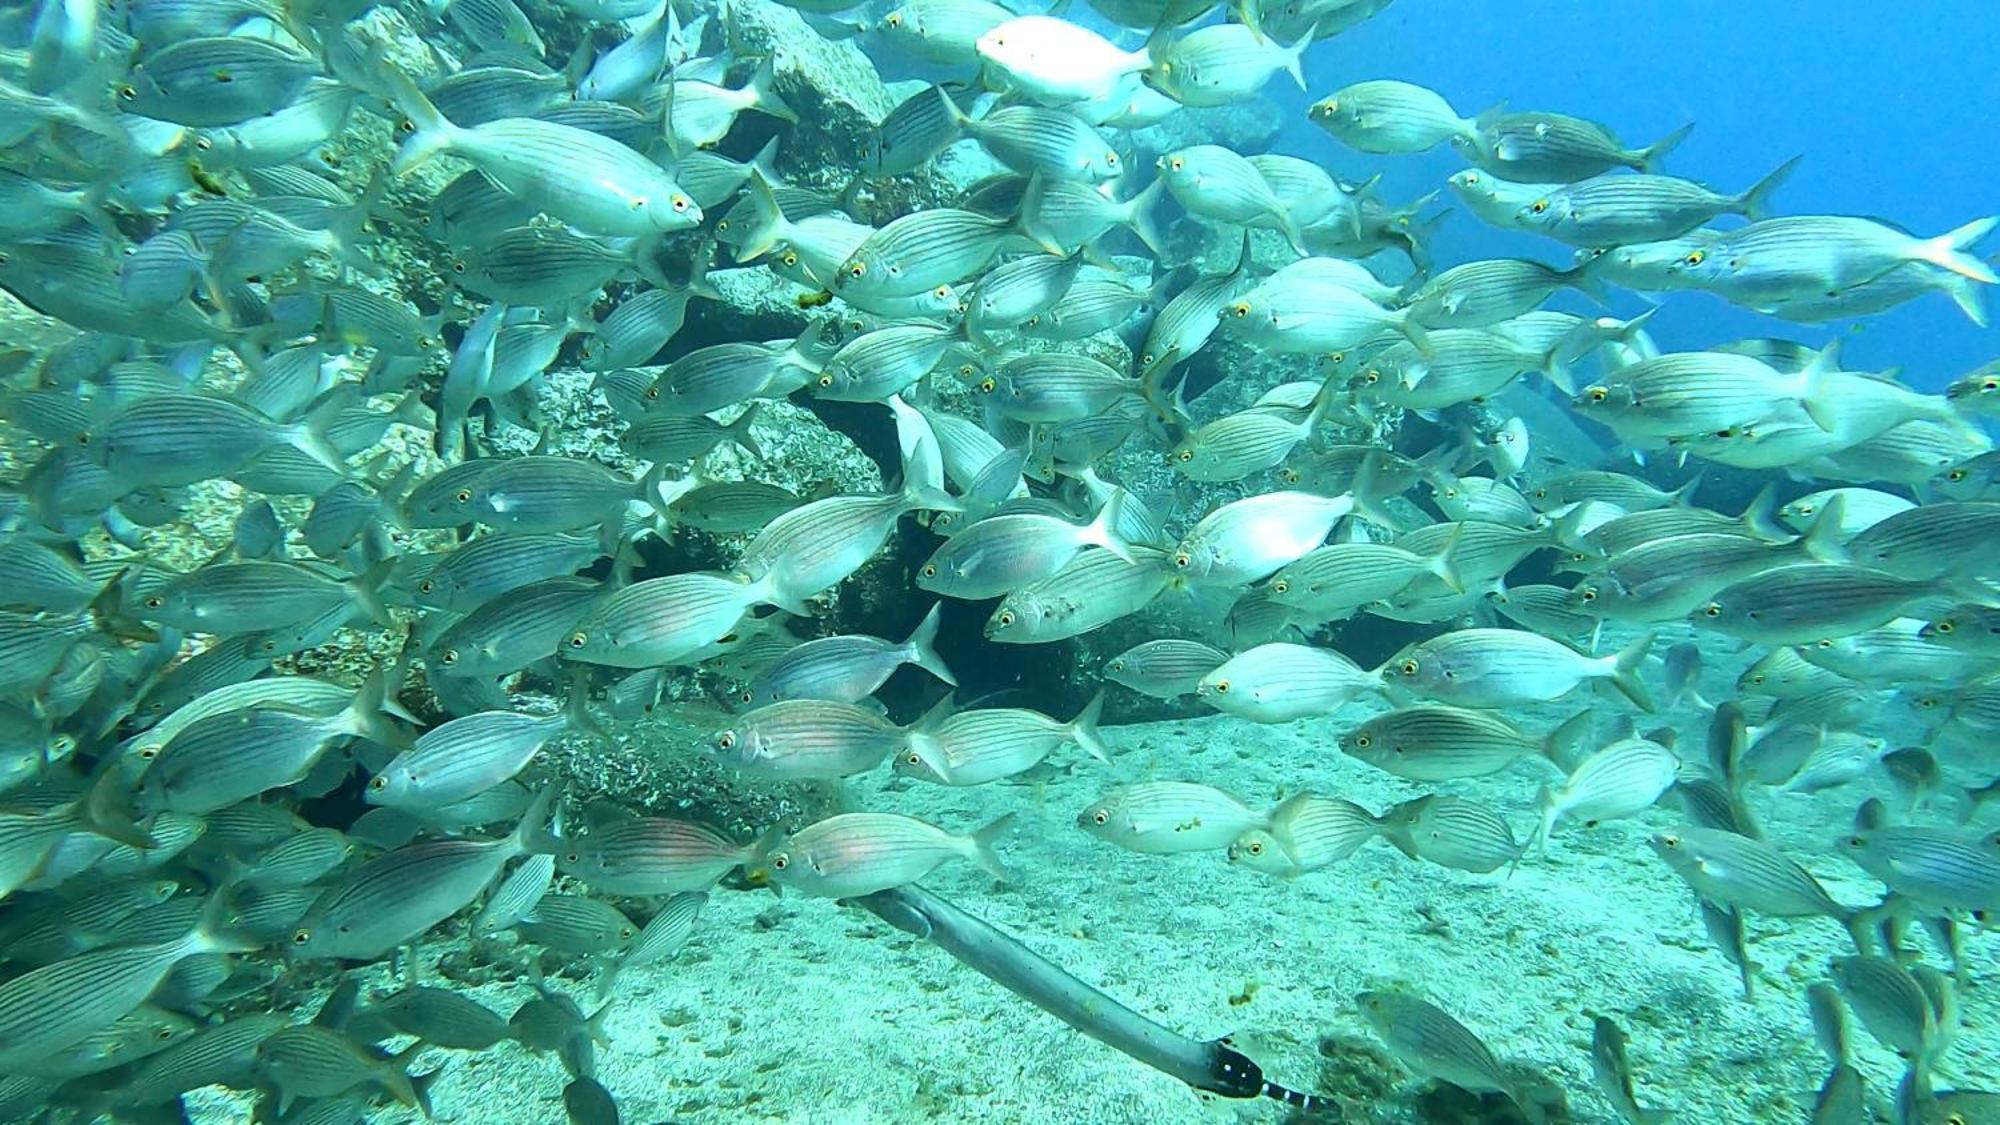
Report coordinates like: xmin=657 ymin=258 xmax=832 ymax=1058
xmin=1353 ymin=733 xmax=1371 ymax=748
xmin=1683 ymin=250 xmax=1707 ymax=266
xmin=368 ymin=776 xmax=386 ymax=790
xmin=1585 ymin=387 xmax=1607 ymax=403
xmin=921 ymin=564 xmax=937 ymax=578
xmin=933 ymin=285 xmax=951 ymax=299
xmin=1363 ymin=370 xmax=1380 ymax=385
xmin=1398 ymin=659 xmax=1419 ymax=676
xmin=1935 ymin=620 xmax=1956 ymax=633
xmin=1271 ymin=578 xmax=1289 ymax=593
xmin=1175 ymin=449 xmax=1193 ymax=463
xmin=439 ymin=649 xmax=459 ymax=665
xmin=566 ymin=632 xmax=588 ymax=648
xmin=1702 ymin=604 xmax=1721 ymax=617
xmin=769 ymin=853 xmax=788 ymax=870
xmin=455 ymin=488 xmax=474 ymax=503
xmin=848 ymin=262 xmax=866 ymax=279
xmin=1579 ymin=588 xmax=1597 ymax=602
xmin=1212 ymin=680 xmax=1230 ymax=694
xmin=976 ymin=377 xmax=996 ymax=393
xmin=451 ymin=260 xmax=465 ymax=274
xmin=74 ymin=431 xmax=89 ymax=445
xmin=139 ymin=745 xmax=160 ymax=760
xmin=1949 ymin=469 xmax=1967 ymax=481
xmin=1104 ymin=152 xmax=1119 ymax=166
xmin=194 ymin=136 xmax=212 ymax=151
xmin=1245 ymin=840 xmax=1263 ymax=856
xmin=143 ymin=595 xmax=163 ymax=609
xmin=717 ymin=731 xmax=737 ymax=750
xmin=117 ymin=85 xmax=136 ymax=100
xmin=1228 ymin=302 xmax=1250 ymax=318
xmin=817 ymin=374 xmax=834 ymax=387
xmin=1659 ymin=834 xmax=1682 ymax=849
xmin=885 ymin=11 xmax=900 ymax=25
xmin=996 ymin=610 xmax=1015 ymax=626
xmin=671 ymin=195 xmax=690 ymax=212
xmin=645 ymin=386 xmax=661 ymax=399
xmin=1140 ymin=352 xmax=1156 ymax=366
xmin=1795 ymin=502 xmax=1815 ymax=515
xmin=1091 ymin=809 xmax=1109 ymax=825
xmin=1529 ymin=200 xmax=1548 ymax=214
xmin=781 ymin=252 xmax=799 ymax=267
xmin=291 ymin=929 xmax=311 ymax=944
xmin=1983 ymin=378 xmax=1999 ymax=392
xmin=904 ymin=751 xmax=922 ymax=766
xmin=1173 ymin=552 xmax=1191 ymax=568
xmin=1170 ymin=157 xmax=1184 ymax=172
xmin=417 ymin=579 xmax=435 ymax=594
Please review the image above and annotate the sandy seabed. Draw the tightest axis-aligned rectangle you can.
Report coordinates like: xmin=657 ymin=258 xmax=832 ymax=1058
xmin=187 ymin=623 xmax=1997 ymax=1125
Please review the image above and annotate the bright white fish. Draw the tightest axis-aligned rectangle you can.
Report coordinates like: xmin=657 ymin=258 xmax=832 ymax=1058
xmin=975 ymin=16 xmax=1148 ymax=105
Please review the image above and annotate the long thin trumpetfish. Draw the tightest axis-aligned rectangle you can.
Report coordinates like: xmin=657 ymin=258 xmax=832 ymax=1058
xmin=852 ymin=884 xmax=1334 ymax=1112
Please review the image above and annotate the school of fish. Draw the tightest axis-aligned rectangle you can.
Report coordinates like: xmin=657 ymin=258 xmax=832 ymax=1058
xmin=0 ymin=0 xmax=1996 ymax=1120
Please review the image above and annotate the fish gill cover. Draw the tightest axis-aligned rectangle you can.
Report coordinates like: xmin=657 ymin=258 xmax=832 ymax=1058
xmin=0 ymin=0 xmax=1995 ymax=1121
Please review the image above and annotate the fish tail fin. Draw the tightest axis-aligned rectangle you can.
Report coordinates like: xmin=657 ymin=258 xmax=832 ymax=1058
xmin=1125 ymin=176 xmax=1168 ymax=257
xmin=191 ymin=879 xmax=263 ymax=955
xmin=1668 ymin=468 xmax=1704 ymax=507
xmin=902 ymin=602 xmax=958 ymax=687
xmin=733 ymin=170 xmax=786 ymax=262
xmin=348 ymin=555 xmax=399 ymax=629
xmin=1797 ymin=492 xmax=1850 ymax=563
xmin=1737 ymin=154 xmax=1801 ymax=221
xmin=383 ymin=1042 xmax=428 ymax=1111
xmin=1796 ymin=344 xmax=1845 ymax=433
xmin=1939 ymin=269 xmax=1990 ymax=326
xmin=378 ymin=60 xmax=459 ymax=176
xmin=1915 ymin=217 xmax=1999 ymax=283
xmin=1397 ymin=309 xmax=1432 ymax=355
xmin=1636 ymin=121 xmax=1694 ymax=173
xmin=562 ymin=663 xmax=610 ymax=740
xmin=287 ymin=393 xmax=355 ymax=479
xmin=728 ymin=401 xmax=765 ymax=459
xmin=1084 ymin=488 xmax=1135 ymax=562
xmin=1428 ymin=522 xmax=1466 ymax=593
xmin=344 ymin=660 xmax=412 ymax=752
xmin=746 ymin=56 xmax=797 ymax=123
xmin=1538 ymin=339 xmax=1575 ymax=396
xmin=409 ymin=1067 xmax=443 ymax=1119
xmin=81 ymin=764 xmax=158 ymax=852
xmin=510 ymin=784 xmax=564 ymax=857
xmin=965 ymin=812 xmax=1016 ymax=883
xmin=1609 ymin=631 xmax=1656 ymax=711
xmin=1280 ymin=30 xmax=1311 ymax=91
xmin=1735 ymin=481 xmax=1785 ymax=539
xmin=1069 ymin=688 xmax=1111 ymax=763
xmin=1542 ymin=709 xmax=1594 ymax=767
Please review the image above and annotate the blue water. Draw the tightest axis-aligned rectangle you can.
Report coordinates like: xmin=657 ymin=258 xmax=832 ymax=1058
xmin=1265 ymin=1 xmax=2000 ymax=387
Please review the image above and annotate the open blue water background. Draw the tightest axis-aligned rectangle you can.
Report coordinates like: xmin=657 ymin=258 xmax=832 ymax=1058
xmin=1261 ymin=1 xmax=2000 ymax=388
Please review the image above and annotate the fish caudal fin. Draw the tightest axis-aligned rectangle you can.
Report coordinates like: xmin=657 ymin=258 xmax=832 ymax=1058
xmin=1607 ymin=631 xmax=1656 ymax=711
xmin=1636 ymin=121 xmax=1694 ymax=173
xmin=1915 ymin=216 xmax=1999 ymax=284
xmin=902 ymin=601 xmax=958 ymax=687
xmin=965 ymin=813 xmax=1016 ymax=883
xmin=1737 ymin=154 xmax=1802 ymax=221
xmin=1068 ymin=688 xmax=1111 ymax=763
